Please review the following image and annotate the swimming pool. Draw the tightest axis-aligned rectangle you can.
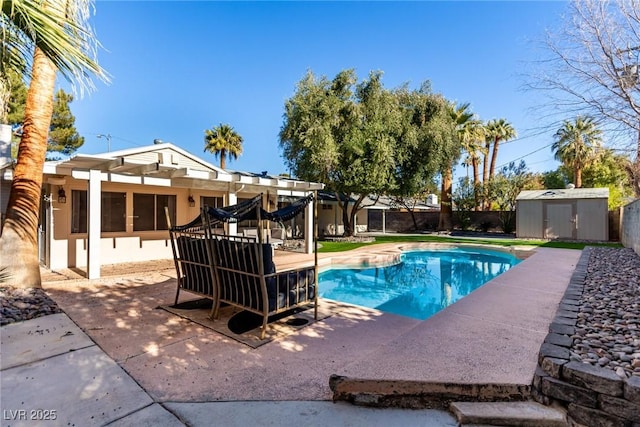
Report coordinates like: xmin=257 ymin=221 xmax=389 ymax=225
xmin=318 ymin=247 xmax=521 ymax=320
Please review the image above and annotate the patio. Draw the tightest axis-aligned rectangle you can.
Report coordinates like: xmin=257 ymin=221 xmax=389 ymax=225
xmin=39 ymin=244 xmax=580 ymax=405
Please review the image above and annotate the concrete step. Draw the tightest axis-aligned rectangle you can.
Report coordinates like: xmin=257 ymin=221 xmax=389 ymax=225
xmin=450 ymin=401 xmax=568 ymax=427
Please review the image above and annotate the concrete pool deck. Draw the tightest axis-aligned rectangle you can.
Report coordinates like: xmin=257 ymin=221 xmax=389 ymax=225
xmin=2 ymin=244 xmax=580 ymax=425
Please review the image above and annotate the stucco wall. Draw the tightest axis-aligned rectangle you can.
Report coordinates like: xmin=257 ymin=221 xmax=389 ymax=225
xmin=317 ymin=203 xmax=368 ymax=235
xmin=48 ymin=178 xmax=226 ymax=269
xmin=621 ymin=198 xmax=640 ymax=256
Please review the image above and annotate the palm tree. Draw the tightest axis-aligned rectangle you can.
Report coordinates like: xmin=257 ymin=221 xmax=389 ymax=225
xmin=459 ymin=119 xmax=485 ymax=210
xmin=552 ymin=116 xmax=603 ymax=188
xmin=483 ymin=118 xmax=516 ymax=209
xmin=0 ymin=0 xmax=106 ymax=288
xmin=204 ymin=124 xmax=243 ymax=170
xmin=438 ymin=102 xmax=473 ymax=231
xmin=485 ymin=118 xmax=517 ymax=181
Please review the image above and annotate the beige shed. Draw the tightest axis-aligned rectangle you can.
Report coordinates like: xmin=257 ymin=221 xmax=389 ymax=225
xmin=516 ymin=188 xmax=609 ymax=241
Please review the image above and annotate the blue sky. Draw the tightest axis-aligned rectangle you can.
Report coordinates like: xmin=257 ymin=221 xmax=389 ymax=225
xmin=64 ymin=1 xmax=568 ymax=180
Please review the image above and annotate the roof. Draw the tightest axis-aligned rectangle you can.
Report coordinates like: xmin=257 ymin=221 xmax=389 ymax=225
xmin=30 ymin=143 xmax=324 ymax=193
xmin=516 ymin=188 xmax=609 ymax=201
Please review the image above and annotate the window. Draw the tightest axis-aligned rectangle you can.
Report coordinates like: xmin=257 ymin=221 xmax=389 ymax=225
xmin=321 ymin=204 xmax=333 ymax=210
xmin=202 ymin=196 xmax=224 ymax=228
xmin=71 ymin=191 xmax=126 ymax=233
xmin=133 ymin=193 xmax=176 ymax=231
xmin=102 ymin=192 xmax=126 ymax=232
xmin=201 ymin=196 xmax=223 ymax=209
xmin=71 ymin=190 xmax=87 ymax=233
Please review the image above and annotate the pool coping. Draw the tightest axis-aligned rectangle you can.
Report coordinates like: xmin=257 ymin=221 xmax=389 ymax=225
xmin=328 ymin=246 xmax=582 ymax=408
xmin=317 ymin=242 xmax=534 ymax=273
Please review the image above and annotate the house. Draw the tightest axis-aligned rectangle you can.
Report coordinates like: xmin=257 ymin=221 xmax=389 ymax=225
xmin=315 ymin=192 xmax=440 ymax=235
xmin=0 ymin=142 xmax=323 ymax=278
xmin=316 ymin=190 xmax=368 ymax=236
xmin=362 ymin=194 xmax=439 ymax=234
xmin=515 ymin=187 xmax=609 ymax=241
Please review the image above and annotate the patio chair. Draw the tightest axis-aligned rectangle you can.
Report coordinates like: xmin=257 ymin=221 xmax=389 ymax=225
xmin=205 ymin=214 xmax=317 ymax=339
xmin=166 ymin=210 xmax=216 ymax=306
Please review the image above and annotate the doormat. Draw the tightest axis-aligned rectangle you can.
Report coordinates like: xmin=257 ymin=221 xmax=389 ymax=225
xmin=158 ymin=298 xmax=342 ymax=348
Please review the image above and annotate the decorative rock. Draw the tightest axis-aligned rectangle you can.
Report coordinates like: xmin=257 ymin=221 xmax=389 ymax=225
xmin=568 ymin=403 xmax=628 ymax=427
xmin=545 ymin=332 xmax=573 ymax=348
xmin=561 ymin=361 xmax=623 ymax=396
xmin=567 ymin=248 xmax=640 ymax=379
xmin=541 ymin=376 xmax=597 ymax=408
xmin=598 ymin=395 xmax=640 ymax=422
xmin=625 ymin=375 xmax=640 ymax=404
xmin=0 ymin=287 xmax=62 ymax=325
xmin=541 ymin=357 xmax=567 ymax=379
xmin=539 ymin=343 xmax=570 ymax=365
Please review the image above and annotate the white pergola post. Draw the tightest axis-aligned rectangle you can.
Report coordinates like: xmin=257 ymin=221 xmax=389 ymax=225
xmin=227 ymin=191 xmax=238 ymax=236
xmin=382 ymin=209 xmax=386 ymax=234
xmin=304 ymin=196 xmax=314 ymax=254
xmin=87 ymin=169 xmax=101 ymax=279
xmin=354 ymin=211 xmax=358 ymax=235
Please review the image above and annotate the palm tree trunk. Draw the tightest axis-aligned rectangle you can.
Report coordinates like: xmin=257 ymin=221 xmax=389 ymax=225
xmin=220 ymin=149 xmax=226 ymax=169
xmin=438 ymin=166 xmax=453 ymax=231
xmin=0 ymin=48 xmax=57 ymax=288
xmin=482 ymin=143 xmax=490 ymax=210
xmin=575 ymin=167 xmax=582 ymax=188
xmin=489 ymin=137 xmax=500 ymax=181
xmin=472 ymin=157 xmax=480 ymax=211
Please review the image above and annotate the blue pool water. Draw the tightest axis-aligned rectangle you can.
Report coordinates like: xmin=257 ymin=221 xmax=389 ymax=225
xmin=319 ymin=247 xmax=521 ymax=320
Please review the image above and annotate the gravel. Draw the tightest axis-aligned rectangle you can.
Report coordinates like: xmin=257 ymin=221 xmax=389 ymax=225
xmin=570 ymin=247 xmax=640 ymax=378
xmin=0 ymin=287 xmax=62 ymax=326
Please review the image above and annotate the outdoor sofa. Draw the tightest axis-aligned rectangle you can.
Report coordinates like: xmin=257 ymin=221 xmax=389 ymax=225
xmin=166 ymin=194 xmax=318 ymax=338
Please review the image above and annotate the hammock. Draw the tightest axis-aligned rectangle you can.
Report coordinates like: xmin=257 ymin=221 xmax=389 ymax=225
xmin=204 ymin=194 xmax=313 ymax=224
xmin=170 ymin=194 xmax=314 ymax=232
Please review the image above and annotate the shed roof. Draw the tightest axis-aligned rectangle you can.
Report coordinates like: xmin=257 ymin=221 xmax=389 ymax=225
xmin=516 ymin=188 xmax=609 ymax=201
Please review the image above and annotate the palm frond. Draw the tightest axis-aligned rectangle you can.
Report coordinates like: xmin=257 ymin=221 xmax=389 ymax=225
xmin=1 ymin=0 xmax=109 ymax=95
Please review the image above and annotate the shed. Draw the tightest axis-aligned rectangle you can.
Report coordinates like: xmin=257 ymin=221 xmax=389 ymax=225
xmin=516 ymin=188 xmax=609 ymax=241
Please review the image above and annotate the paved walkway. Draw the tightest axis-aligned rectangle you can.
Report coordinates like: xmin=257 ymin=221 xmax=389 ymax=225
xmin=1 ymin=245 xmax=581 ymax=426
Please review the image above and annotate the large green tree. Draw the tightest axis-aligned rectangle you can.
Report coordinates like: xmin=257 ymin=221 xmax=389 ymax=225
xmin=47 ymin=89 xmax=84 ymax=157
xmin=5 ymin=69 xmax=27 ymax=125
xmin=552 ymin=116 xmax=603 ymax=188
xmin=281 ymin=69 xmax=460 ymax=236
xmin=204 ymin=123 xmax=243 ymax=170
xmin=0 ymin=0 xmax=106 ymax=288
xmin=581 ymin=149 xmax=633 ymax=208
xmin=280 ymin=69 xmax=414 ymax=236
xmin=390 ymin=84 xmax=456 ymax=230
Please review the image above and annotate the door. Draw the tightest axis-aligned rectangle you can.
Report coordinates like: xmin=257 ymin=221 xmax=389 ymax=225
xmin=544 ymin=203 xmax=575 ymax=239
xmin=38 ymin=188 xmax=49 ymax=266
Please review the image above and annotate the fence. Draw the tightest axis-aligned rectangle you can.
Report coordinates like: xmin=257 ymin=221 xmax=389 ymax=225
xmin=621 ymin=198 xmax=640 ymax=256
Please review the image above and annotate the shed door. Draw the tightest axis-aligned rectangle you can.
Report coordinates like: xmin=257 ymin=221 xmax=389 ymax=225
xmin=544 ymin=203 xmax=575 ymax=239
